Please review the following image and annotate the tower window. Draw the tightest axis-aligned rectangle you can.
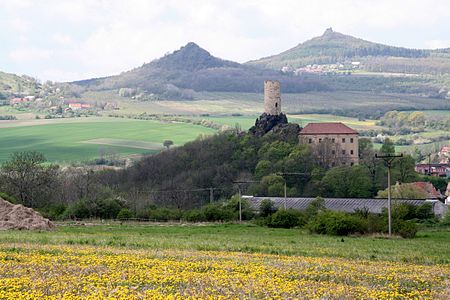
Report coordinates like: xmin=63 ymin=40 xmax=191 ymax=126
xmin=350 ymin=138 xmax=354 ymax=143
xmin=275 ymin=103 xmax=278 ymax=108
xmin=350 ymin=150 xmax=354 ymax=155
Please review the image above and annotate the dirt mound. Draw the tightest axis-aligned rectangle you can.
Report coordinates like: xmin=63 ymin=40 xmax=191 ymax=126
xmin=0 ymin=198 xmax=55 ymax=230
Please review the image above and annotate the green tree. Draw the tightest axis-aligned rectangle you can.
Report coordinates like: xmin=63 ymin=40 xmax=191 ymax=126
xmin=322 ymin=165 xmax=373 ymax=198
xmin=0 ymin=151 xmax=58 ymax=207
xmin=163 ymin=140 xmax=174 ymax=149
xmin=261 ymin=174 xmax=285 ymax=197
xmin=380 ymin=138 xmax=395 ymax=155
xmin=254 ymin=160 xmax=273 ymax=179
xmin=392 ymin=155 xmax=419 ymax=183
xmin=376 ymin=183 xmax=427 ymax=199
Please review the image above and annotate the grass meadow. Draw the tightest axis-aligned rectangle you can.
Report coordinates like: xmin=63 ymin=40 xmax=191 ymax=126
xmin=0 ymin=224 xmax=449 ymax=299
xmin=0 ymin=117 xmax=214 ymax=163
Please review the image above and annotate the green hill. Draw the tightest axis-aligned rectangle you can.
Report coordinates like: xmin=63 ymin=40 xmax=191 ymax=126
xmin=247 ymin=28 xmax=450 ymax=74
xmin=0 ymin=71 xmax=40 ymax=100
xmin=72 ymin=42 xmax=329 ymax=97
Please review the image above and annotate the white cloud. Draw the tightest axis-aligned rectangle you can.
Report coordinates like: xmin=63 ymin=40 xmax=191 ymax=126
xmin=9 ymin=48 xmax=53 ymax=61
xmin=1 ymin=0 xmax=449 ymax=81
xmin=52 ymin=33 xmax=74 ymax=45
xmin=425 ymin=40 xmax=450 ymax=49
xmin=8 ymin=18 xmax=31 ymax=32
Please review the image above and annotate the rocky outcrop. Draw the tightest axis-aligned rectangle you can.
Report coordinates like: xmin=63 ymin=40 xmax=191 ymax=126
xmin=249 ymin=113 xmax=289 ymax=137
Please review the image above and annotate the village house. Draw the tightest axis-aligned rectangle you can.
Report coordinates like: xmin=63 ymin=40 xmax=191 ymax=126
xmin=299 ymin=122 xmax=359 ymax=167
xmin=68 ymin=103 xmax=92 ymax=110
xmin=415 ymin=163 xmax=450 ymax=178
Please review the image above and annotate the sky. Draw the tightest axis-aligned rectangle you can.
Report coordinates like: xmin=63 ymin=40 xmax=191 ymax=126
xmin=1 ymin=0 xmax=449 ymax=82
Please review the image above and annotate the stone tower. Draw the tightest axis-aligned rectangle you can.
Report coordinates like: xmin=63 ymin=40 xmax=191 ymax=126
xmin=264 ymin=80 xmax=281 ymax=115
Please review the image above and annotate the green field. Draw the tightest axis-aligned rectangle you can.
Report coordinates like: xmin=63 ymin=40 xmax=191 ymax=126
xmin=0 ymin=117 xmax=214 ymax=163
xmin=0 ymin=223 xmax=448 ymax=264
xmin=1 ymin=224 xmax=448 ymax=298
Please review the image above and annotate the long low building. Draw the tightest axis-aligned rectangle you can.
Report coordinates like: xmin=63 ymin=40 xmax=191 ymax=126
xmin=246 ymin=197 xmax=448 ymax=218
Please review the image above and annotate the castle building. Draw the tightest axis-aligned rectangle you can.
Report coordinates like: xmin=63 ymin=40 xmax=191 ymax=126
xmin=299 ymin=122 xmax=359 ymax=167
xmin=264 ymin=80 xmax=281 ymax=115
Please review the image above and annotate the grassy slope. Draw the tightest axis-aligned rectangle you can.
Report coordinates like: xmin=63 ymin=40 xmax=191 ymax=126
xmin=0 ymin=118 xmax=214 ymax=163
xmin=0 ymin=224 xmax=448 ymax=264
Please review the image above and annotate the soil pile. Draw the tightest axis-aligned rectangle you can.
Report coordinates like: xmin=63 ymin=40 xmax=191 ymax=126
xmin=0 ymin=197 xmax=55 ymax=230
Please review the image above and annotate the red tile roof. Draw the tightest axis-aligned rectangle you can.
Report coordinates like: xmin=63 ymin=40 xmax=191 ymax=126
xmin=300 ymin=122 xmax=358 ymax=135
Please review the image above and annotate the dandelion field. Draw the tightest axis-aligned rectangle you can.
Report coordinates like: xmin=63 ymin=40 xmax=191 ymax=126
xmin=0 ymin=224 xmax=449 ymax=299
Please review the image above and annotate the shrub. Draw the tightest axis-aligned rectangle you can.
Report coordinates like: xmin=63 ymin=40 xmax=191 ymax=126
xmin=259 ymin=199 xmax=277 ymax=217
xmin=367 ymin=213 xmax=386 ymax=233
xmin=395 ymin=220 xmax=418 ymax=238
xmin=0 ymin=191 xmax=17 ymax=204
xmin=183 ymin=209 xmax=207 ymax=222
xmin=203 ymin=204 xmax=234 ymax=222
xmin=63 ymin=199 xmax=93 ymax=219
xmin=304 ymin=197 xmax=325 ymax=220
xmin=96 ymin=198 xmax=124 ymax=219
xmin=148 ymin=208 xmax=182 ymax=222
xmin=307 ymin=211 xmax=367 ymax=236
xmin=268 ymin=209 xmax=306 ymax=229
xmin=117 ymin=208 xmax=134 ymax=220
xmin=439 ymin=212 xmax=450 ymax=227
xmin=39 ymin=204 xmax=67 ymax=220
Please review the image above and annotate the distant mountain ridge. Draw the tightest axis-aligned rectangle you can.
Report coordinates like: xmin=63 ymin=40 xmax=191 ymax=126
xmin=73 ymin=42 xmax=328 ymax=97
xmin=247 ymin=28 xmax=450 ymax=73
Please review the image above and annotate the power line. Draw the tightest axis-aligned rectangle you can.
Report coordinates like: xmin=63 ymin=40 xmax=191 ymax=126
xmin=375 ymin=153 xmax=403 ymax=237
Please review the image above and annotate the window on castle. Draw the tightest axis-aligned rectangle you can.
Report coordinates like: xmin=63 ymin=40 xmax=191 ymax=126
xmin=275 ymin=103 xmax=278 ymax=108
xmin=350 ymin=162 xmax=354 ymax=166
xmin=350 ymin=150 xmax=354 ymax=155
xmin=308 ymin=138 xmax=312 ymax=144
xmin=350 ymin=138 xmax=354 ymax=143
xmin=331 ymin=150 xmax=335 ymax=155
xmin=342 ymin=150 xmax=346 ymax=155
xmin=319 ymin=138 xmax=322 ymax=143
xmin=342 ymin=138 xmax=346 ymax=143
xmin=332 ymin=138 xmax=335 ymax=143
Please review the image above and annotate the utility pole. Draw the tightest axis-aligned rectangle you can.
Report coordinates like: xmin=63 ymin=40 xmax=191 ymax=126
xmin=277 ymin=172 xmax=309 ymax=210
xmin=375 ymin=153 xmax=403 ymax=237
xmin=233 ymin=180 xmax=259 ymax=223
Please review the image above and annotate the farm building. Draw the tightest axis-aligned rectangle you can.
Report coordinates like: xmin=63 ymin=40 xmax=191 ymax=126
xmin=246 ymin=197 xmax=448 ymax=219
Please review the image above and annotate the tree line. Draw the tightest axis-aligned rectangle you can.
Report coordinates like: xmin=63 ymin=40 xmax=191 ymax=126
xmin=1 ymin=125 xmax=446 ymax=222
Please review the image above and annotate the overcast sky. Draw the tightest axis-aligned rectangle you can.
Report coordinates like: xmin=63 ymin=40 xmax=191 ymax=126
xmin=1 ymin=0 xmax=449 ymax=82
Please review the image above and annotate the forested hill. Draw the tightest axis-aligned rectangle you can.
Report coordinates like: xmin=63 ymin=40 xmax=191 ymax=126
xmin=247 ymin=28 xmax=450 ymax=74
xmin=72 ymin=42 xmax=329 ymax=96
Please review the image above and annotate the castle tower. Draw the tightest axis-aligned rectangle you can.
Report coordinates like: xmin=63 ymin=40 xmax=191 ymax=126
xmin=264 ymin=80 xmax=281 ymax=115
